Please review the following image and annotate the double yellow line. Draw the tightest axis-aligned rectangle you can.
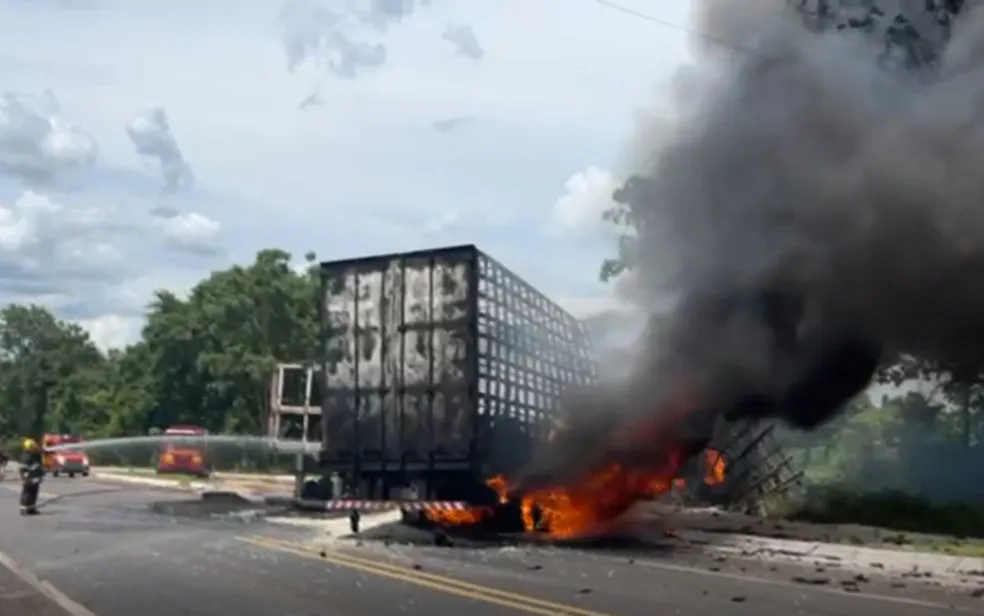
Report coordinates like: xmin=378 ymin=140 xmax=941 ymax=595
xmin=238 ymin=535 xmax=617 ymax=616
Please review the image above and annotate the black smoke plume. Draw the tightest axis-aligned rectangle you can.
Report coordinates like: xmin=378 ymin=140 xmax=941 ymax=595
xmin=513 ymin=0 xmax=984 ymax=494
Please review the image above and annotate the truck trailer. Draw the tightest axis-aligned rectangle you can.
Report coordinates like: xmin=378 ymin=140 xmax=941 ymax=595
xmin=312 ymin=244 xmax=597 ymax=510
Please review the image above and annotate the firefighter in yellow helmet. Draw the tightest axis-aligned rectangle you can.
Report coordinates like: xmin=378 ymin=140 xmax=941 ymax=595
xmin=18 ymin=438 xmax=44 ymax=515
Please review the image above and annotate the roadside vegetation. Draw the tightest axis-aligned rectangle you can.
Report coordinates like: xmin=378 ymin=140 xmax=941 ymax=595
xmin=0 ymin=248 xmax=322 ymax=463
xmin=780 ymin=388 xmax=984 ymax=543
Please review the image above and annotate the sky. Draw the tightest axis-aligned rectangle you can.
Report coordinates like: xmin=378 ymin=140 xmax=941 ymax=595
xmin=0 ymin=0 xmax=693 ymax=350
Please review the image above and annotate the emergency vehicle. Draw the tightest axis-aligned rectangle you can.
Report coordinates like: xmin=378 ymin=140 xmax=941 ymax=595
xmin=42 ymin=433 xmax=90 ymax=478
xmin=156 ymin=425 xmax=210 ymax=477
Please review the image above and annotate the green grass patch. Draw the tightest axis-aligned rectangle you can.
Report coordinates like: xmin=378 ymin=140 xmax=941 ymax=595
xmin=97 ymin=467 xmax=202 ymax=485
xmin=795 ymin=485 xmax=984 ymax=541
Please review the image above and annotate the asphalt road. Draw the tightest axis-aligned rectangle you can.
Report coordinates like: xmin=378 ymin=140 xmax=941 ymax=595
xmin=0 ymin=473 xmax=981 ymax=615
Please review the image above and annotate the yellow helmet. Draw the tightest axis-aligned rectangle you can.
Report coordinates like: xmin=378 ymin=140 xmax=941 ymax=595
xmin=22 ymin=438 xmax=38 ymax=452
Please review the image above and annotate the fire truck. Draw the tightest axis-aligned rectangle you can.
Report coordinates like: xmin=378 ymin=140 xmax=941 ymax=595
xmin=42 ymin=433 xmax=90 ymax=478
xmin=156 ymin=425 xmax=210 ymax=478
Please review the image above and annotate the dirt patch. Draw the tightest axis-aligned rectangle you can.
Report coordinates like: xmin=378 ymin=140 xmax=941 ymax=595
xmin=636 ymin=505 xmax=984 ymax=556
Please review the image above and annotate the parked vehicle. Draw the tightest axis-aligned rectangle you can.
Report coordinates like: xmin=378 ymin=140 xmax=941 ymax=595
xmin=41 ymin=433 xmax=90 ymax=478
xmin=156 ymin=425 xmax=210 ymax=478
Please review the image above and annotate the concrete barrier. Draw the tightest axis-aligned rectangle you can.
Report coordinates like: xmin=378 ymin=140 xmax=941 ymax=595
xmin=88 ymin=467 xmax=294 ymax=485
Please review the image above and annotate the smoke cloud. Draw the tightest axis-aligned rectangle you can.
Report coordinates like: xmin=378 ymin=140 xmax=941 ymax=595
xmin=126 ymin=106 xmax=194 ymax=192
xmin=515 ymin=0 xmax=984 ymax=492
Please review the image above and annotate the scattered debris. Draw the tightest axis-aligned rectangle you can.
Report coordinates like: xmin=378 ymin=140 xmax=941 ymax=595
xmin=433 ymin=531 xmax=453 ymax=548
xmin=791 ymin=576 xmax=830 ymax=585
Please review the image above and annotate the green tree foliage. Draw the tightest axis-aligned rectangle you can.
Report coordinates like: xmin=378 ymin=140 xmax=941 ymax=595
xmin=0 ymin=249 xmax=321 ymax=445
xmin=788 ymin=390 xmax=984 ymax=503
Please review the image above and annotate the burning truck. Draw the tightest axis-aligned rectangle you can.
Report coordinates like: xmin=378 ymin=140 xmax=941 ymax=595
xmin=304 ymin=0 xmax=984 ymax=540
xmin=308 ymin=245 xmax=763 ymax=539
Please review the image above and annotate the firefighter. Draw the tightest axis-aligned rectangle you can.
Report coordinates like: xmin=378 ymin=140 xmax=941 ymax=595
xmin=18 ymin=438 xmax=44 ymax=515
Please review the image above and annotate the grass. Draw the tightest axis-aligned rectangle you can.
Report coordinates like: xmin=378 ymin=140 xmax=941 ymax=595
xmin=96 ymin=466 xmax=203 ymax=486
xmin=789 ymin=485 xmax=984 ymax=556
xmin=110 ymin=467 xmax=157 ymax=475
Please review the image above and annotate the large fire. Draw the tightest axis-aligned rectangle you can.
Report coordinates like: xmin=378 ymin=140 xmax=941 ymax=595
xmin=423 ymin=447 xmax=728 ymax=538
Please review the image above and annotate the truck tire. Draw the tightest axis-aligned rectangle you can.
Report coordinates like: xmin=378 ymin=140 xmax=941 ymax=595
xmin=301 ymin=479 xmax=330 ymax=501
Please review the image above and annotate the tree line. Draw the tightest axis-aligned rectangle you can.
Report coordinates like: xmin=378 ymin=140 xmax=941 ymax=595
xmin=0 ymin=249 xmax=322 ymax=450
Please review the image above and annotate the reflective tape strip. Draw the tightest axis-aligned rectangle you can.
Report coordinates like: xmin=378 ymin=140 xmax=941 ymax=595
xmin=323 ymin=500 xmax=394 ymax=510
xmin=319 ymin=500 xmax=469 ymax=511
xmin=400 ymin=501 xmax=469 ymax=511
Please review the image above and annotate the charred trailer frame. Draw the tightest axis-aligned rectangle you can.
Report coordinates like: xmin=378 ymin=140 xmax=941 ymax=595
xmin=316 ymin=244 xmax=597 ymax=505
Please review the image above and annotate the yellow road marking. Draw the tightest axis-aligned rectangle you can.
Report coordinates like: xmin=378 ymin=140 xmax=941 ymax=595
xmin=239 ymin=535 xmax=617 ymax=616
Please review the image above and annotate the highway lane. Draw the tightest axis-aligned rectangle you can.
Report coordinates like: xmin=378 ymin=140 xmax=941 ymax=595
xmin=0 ymin=475 xmax=610 ymax=615
xmin=248 ymin=527 xmax=984 ymax=615
xmin=0 ymin=474 xmax=980 ymax=615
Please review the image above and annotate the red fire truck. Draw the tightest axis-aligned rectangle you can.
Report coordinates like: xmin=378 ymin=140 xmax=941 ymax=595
xmin=156 ymin=425 xmax=210 ymax=478
xmin=42 ymin=433 xmax=90 ymax=478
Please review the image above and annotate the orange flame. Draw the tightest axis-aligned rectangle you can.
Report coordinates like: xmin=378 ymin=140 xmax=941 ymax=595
xmin=422 ymin=475 xmax=509 ymax=526
xmin=424 ymin=506 xmax=490 ymax=526
xmin=423 ymin=446 xmax=728 ymax=536
xmin=481 ymin=449 xmax=685 ymax=539
xmin=703 ymin=448 xmax=727 ymax=486
xmin=424 ymin=391 xmax=729 ymax=538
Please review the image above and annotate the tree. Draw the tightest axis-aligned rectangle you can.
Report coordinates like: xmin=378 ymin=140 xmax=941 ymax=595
xmin=0 ymin=304 xmax=106 ymax=439
xmin=0 ymin=248 xmax=322 ymax=445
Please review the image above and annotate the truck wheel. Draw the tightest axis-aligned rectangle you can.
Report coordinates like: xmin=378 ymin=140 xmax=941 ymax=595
xmin=68 ymin=473 xmax=75 ymax=478
xmin=52 ymin=470 xmax=59 ymax=478
xmin=82 ymin=471 xmax=89 ymax=477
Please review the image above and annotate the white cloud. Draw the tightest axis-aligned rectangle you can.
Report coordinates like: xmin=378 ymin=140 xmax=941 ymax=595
xmin=125 ymin=106 xmax=194 ymax=192
xmin=153 ymin=211 xmax=221 ymax=254
xmin=77 ymin=313 xmax=144 ymax=351
xmin=0 ymin=91 xmax=97 ymax=184
xmin=280 ymin=0 xmax=433 ymax=79
xmin=0 ymin=191 xmax=122 ymax=295
xmin=0 ymin=0 xmax=694 ymax=348
xmin=548 ymin=166 xmax=621 ymax=236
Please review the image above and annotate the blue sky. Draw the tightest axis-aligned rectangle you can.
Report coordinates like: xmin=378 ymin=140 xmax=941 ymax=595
xmin=0 ymin=0 xmax=693 ymax=348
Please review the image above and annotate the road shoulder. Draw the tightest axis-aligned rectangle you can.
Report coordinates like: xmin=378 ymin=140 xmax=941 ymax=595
xmin=0 ymin=551 xmax=97 ymax=616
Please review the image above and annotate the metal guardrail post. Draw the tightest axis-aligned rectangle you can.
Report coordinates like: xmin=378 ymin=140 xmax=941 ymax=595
xmin=293 ymin=452 xmax=304 ymax=499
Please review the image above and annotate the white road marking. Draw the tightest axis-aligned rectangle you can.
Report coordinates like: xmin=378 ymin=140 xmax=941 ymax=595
xmin=0 ymin=550 xmax=98 ymax=615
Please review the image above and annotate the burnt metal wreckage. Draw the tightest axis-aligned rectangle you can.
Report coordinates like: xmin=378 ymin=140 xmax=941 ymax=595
xmin=263 ymin=244 xmax=798 ymax=535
